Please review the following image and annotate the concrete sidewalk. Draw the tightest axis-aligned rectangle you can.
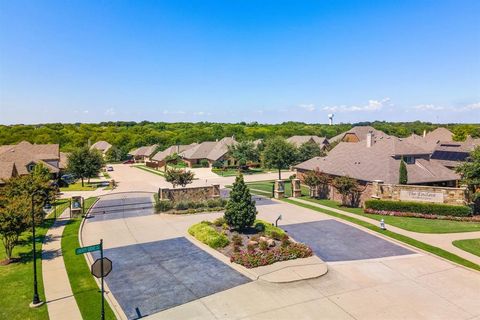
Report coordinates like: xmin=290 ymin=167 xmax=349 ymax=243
xmin=42 ymin=210 xmax=82 ymax=320
xmin=289 ymin=197 xmax=480 ymax=266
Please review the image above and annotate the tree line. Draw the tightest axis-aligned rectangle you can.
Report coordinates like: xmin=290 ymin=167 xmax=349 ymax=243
xmin=1 ymin=121 xmax=478 ymax=154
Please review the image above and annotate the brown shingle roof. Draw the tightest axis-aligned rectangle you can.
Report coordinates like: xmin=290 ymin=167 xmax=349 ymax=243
xmin=151 ymin=143 xmax=198 ymax=162
xmin=0 ymin=141 xmax=60 ymax=176
xmin=424 ymin=127 xmax=454 ymax=142
xmin=295 ymin=137 xmax=459 ymax=184
xmin=129 ymin=144 xmax=158 ymax=158
xmin=0 ymin=162 xmax=17 ymax=184
xmin=287 ymin=136 xmax=328 ymax=148
xmin=329 ymin=126 xmax=390 ymax=143
xmin=90 ymin=141 xmax=112 ymax=153
xmin=180 ymin=137 xmax=236 ymax=161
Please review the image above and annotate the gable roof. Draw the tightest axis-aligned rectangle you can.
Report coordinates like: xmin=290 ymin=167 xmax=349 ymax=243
xmin=287 ymin=136 xmax=328 ymax=147
xmin=295 ymin=137 xmax=459 ymax=184
xmin=329 ymin=126 xmax=390 ymax=144
xmin=0 ymin=162 xmax=17 ymax=184
xmin=424 ymin=128 xmax=454 ymax=143
xmin=151 ymin=143 xmax=198 ymax=162
xmin=129 ymin=144 xmax=158 ymax=158
xmin=90 ymin=141 xmax=112 ymax=153
xmin=431 ymin=140 xmax=480 ymax=168
xmin=0 ymin=141 xmax=60 ymax=176
xmin=180 ymin=137 xmax=237 ymax=161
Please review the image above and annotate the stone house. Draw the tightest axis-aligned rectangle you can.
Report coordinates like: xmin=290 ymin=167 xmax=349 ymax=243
xmin=179 ymin=137 xmax=237 ymax=168
xmin=128 ymin=144 xmax=159 ymax=163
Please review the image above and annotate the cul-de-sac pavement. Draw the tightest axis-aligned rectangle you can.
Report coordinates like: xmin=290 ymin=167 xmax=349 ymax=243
xmin=45 ymin=164 xmax=480 ymax=320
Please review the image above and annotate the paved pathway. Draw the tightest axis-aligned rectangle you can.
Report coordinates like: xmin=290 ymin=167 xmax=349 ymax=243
xmin=42 ymin=209 xmax=82 ymax=320
xmin=289 ymin=197 xmax=480 ymax=266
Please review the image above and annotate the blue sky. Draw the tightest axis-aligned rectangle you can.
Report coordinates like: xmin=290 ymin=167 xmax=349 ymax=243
xmin=0 ymin=0 xmax=479 ymax=124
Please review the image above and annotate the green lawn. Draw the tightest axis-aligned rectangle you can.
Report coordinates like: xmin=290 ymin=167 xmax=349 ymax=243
xmin=0 ymin=218 xmax=54 ymax=320
xmin=283 ymin=198 xmax=480 ymax=272
xmin=244 ymin=180 xmax=309 ymax=198
xmin=102 ymin=172 xmax=111 ymax=179
xmin=133 ymin=165 xmax=165 ymax=177
xmin=46 ymin=199 xmax=70 ymax=219
xmin=61 ymin=197 xmax=116 ymax=320
xmin=60 ymin=182 xmax=99 ymax=192
xmin=212 ymin=167 xmax=272 ymax=177
xmin=453 ymin=239 xmax=480 ymax=257
xmin=300 ymin=197 xmax=480 ymax=234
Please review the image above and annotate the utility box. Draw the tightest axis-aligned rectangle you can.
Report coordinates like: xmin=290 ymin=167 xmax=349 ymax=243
xmin=274 ymin=180 xmax=285 ymax=199
xmin=70 ymin=196 xmax=84 ymax=217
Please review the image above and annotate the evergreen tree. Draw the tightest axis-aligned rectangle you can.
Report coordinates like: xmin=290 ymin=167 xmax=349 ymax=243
xmin=399 ymin=157 xmax=408 ymax=184
xmin=224 ymin=174 xmax=257 ymax=230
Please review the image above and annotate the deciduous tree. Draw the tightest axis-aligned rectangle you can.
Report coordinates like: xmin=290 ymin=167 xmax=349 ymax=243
xmin=262 ymin=137 xmax=297 ymax=180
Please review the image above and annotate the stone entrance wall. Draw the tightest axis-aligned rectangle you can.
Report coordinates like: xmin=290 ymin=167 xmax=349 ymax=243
xmin=371 ymin=182 xmax=467 ymax=206
xmin=158 ymin=184 xmax=220 ymax=203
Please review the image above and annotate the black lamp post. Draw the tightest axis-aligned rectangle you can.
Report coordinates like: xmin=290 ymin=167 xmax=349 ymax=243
xmin=30 ymin=189 xmax=49 ymax=308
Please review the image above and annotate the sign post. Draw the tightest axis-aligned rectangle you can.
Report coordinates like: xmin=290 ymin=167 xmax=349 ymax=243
xmin=76 ymin=240 xmax=112 ymax=320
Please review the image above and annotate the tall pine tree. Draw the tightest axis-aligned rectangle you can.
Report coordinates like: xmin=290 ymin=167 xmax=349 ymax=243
xmin=399 ymin=157 xmax=408 ymax=184
xmin=224 ymin=174 xmax=257 ymax=230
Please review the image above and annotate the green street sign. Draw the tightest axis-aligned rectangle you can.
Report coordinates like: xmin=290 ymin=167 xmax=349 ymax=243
xmin=75 ymin=244 xmax=101 ymax=255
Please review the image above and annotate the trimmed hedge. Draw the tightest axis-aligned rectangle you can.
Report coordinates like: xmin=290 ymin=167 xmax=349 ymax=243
xmin=365 ymin=199 xmax=472 ymax=217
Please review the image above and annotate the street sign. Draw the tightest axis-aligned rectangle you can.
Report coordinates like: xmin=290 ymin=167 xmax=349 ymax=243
xmin=91 ymin=257 xmax=113 ymax=278
xmin=75 ymin=244 xmax=101 ymax=255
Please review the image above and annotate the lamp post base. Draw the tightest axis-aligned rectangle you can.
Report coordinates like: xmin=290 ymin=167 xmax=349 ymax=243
xmin=29 ymin=301 xmax=44 ymax=308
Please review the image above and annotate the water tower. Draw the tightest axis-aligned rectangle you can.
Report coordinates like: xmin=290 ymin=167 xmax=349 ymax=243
xmin=328 ymin=114 xmax=334 ymax=125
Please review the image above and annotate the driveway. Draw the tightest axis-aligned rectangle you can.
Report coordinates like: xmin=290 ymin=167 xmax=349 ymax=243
xmin=92 ymin=237 xmax=250 ymax=319
xmin=283 ymin=220 xmax=413 ymax=262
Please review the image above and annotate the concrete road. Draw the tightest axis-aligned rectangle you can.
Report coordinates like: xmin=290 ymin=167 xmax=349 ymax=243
xmin=82 ymin=192 xmax=480 ymax=320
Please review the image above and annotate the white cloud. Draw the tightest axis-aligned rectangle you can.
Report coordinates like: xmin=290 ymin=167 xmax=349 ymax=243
xmin=298 ymin=104 xmax=316 ymax=112
xmin=105 ymin=107 xmax=116 ymax=116
xmin=413 ymin=104 xmax=444 ymax=111
xmin=463 ymin=102 xmax=480 ymax=110
xmin=162 ymin=110 xmax=186 ymax=115
xmin=323 ymin=97 xmax=391 ymax=112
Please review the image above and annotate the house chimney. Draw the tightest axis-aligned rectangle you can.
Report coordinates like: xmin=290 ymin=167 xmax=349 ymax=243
xmin=423 ymin=129 xmax=426 ymax=138
xmin=366 ymin=132 xmax=373 ymax=148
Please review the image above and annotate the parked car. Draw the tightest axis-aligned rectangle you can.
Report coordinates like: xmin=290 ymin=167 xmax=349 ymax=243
xmin=122 ymin=159 xmax=134 ymax=164
xmin=60 ymin=174 xmax=76 ymax=184
xmin=107 ymin=166 xmax=114 ymax=171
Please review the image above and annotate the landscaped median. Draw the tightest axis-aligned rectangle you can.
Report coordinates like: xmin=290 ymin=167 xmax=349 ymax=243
xmin=132 ymin=164 xmax=165 ymax=176
xmin=61 ymin=197 xmax=116 ymax=320
xmin=155 ymin=197 xmax=227 ymax=214
xmin=284 ymin=198 xmax=480 ymax=272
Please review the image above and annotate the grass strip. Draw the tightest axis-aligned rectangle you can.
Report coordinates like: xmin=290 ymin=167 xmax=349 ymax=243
xmin=61 ymin=197 xmax=116 ymax=320
xmin=453 ymin=239 xmax=480 ymax=258
xmin=0 ymin=218 xmax=54 ymax=320
xmin=133 ymin=165 xmax=165 ymax=177
xmin=283 ymin=198 xmax=480 ymax=272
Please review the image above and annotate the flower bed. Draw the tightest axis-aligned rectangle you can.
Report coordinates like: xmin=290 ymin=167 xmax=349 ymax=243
xmin=230 ymin=242 xmax=313 ymax=269
xmin=364 ymin=208 xmax=480 ymax=222
xmin=189 ymin=217 xmax=313 ymax=268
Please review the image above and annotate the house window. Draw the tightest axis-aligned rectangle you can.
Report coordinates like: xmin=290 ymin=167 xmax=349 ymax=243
xmin=404 ymin=156 xmax=415 ymax=164
xmin=27 ymin=163 xmax=36 ymax=172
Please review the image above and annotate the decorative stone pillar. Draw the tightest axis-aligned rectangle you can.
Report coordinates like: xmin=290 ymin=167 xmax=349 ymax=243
xmin=371 ymin=180 xmax=383 ymax=199
xmin=291 ymin=178 xmax=302 ymax=198
xmin=212 ymin=184 xmax=220 ymax=198
xmin=158 ymin=188 xmax=169 ymax=200
xmin=274 ymin=180 xmax=285 ymax=199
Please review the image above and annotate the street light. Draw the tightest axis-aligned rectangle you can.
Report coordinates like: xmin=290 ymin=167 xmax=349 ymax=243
xmin=30 ymin=189 xmax=50 ymax=308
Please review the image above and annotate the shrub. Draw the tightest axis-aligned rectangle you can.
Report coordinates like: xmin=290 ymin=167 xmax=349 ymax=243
xmin=175 ymin=201 xmax=189 ymax=211
xmin=155 ymin=200 xmax=173 ymax=212
xmin=224 ymin=174 xmax=257 ymax=230
xmin=247 ymin=243 xmax=256 ymax=252
xmin=188 ymin=221 xmax=229 ymax=248
xmin=213 ymin=216 xmax=225 ymax=227
xmin=259 ymin=240 xmax=268 ymax=251
xmin=254 ymin=220 xmax=286 ymax=239
xmin=365 ymin=199 xmax=472 ymax=217
xmin=199 ymin=159 xmax=210 ymax=168
xmin=232 ymin=233 xmax=243 ymax=246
